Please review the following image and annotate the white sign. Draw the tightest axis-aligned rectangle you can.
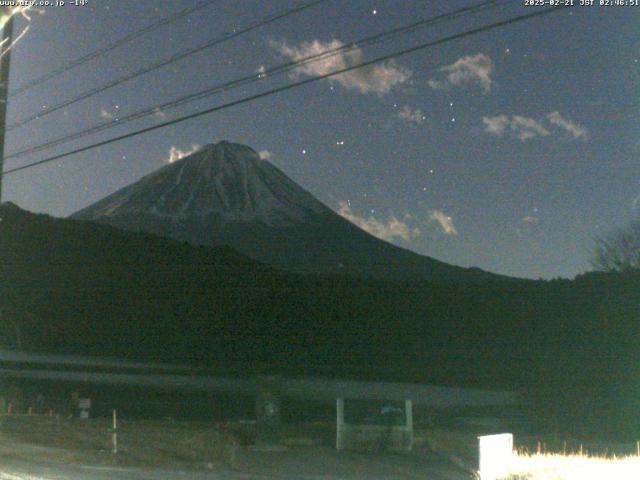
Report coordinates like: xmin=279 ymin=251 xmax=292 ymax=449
xmin=478 ymin=433 xmax=513 ymax=480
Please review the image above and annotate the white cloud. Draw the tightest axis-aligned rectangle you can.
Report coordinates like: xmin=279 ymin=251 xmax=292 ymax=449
xmin=482 ymin=114 xmax=550 ymax=141
xmin=482 ymin=115 xmax=509 ymax=135
xmin=258 ymin=150 xmax=272 ymax=161
xmin=271 ymin=39 xmax=411 ymax=94
xmin=483 ymin=112 xmax=587 ymax=142
xmin=166 ymin=144 xmax=201 ymax=164
xmin=546 ymin=111 xmax=588 ymax=140
xmin=511 ymin=116 xmax=550 ymax=141
xmin=396 ymin=105 xmax=426 ymax=125
xmin=428 ymin=53 xmax=494 ymax=94
xmin=337 ymin=202 xmax=420 ymax=243
xmin=430 ymin=210 xmax=458 ymax=235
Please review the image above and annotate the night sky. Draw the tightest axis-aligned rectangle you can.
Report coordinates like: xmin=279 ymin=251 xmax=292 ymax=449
xmin=2 ymin=0 xmax=638 ymax=279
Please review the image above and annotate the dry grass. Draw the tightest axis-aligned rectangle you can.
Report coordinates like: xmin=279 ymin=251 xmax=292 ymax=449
xmin=0 ymin=415 xmax=239 ymax=470
xmin=423 ymin=430 xmax=640 ymax=479
xmin=502 ymin=452 xmax=640 ymax=480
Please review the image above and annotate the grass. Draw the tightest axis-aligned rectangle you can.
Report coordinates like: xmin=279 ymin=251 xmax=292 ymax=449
xmin=502 ymin=451 xmax=640 ymax=480
xmin=422 ymin=430 xmax=640 ymax=479
xmin=0 ymin=415 xmax=239 ymax=470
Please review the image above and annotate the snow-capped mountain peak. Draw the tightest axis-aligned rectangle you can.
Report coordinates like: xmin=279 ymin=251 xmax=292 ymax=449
xmin=74 ymin=141 xmax=329 ymax=226
xmin=73 ymin=140 xmax=507 ymax=283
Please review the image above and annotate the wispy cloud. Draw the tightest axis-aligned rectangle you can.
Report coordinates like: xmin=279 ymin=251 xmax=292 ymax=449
xmin=482 ymin=114 xmax=509 ymax=135
xmin=428 ymin=53 xmax=494 ymax=94
xmin=166 ymin=144 xmax=201 ymax=164
xmin=337 ymin=202 xmax=420 ymax=243
xmin=483 ymin=112 xmax=587 ymax=141
xmin=546 ymin=111 xmax=588 ymax=140
xmin=396 ymin=105 xmax=426 ymax=125
xmin=271 ymin=39 xmax=411 ymax=95
xmin=510 ymin=116 xmax=550 ymax=140
xmin=482 ymin=114 xmax=550 ymax=141
xmin=430 ymin=210 xmax=458 ymax=235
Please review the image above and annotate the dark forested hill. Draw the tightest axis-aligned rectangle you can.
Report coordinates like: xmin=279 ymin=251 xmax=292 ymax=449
xmin=2 ymin=202 xmax=639 ymax=435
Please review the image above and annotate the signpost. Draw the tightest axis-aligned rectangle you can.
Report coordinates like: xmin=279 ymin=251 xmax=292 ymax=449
xmin=78 ymin=397 xmax=91 ymax=419
xmin=477 ymin=433 xmax=514 ymax=480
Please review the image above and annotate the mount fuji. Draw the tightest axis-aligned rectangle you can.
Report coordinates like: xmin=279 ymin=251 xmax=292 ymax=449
xmin=72 ymin=141 xmax=506 ymax=283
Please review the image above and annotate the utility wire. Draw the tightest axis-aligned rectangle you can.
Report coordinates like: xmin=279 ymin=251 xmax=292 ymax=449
xmin=9 ymin=0 xmax=219 ymax=97
xmin=7 ymin=0 xmax=329 ymax=131
xmin=1 ymin=5 xmax=570 ymax=178
xmin=5 ymin=0 xmax=508 ymax=160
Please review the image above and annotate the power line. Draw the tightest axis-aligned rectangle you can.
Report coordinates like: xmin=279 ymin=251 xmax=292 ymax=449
xmin=9 ymin=0 xmax=220 ymax=97
xmin=1 ymin=6 xmax=570 ymax=178
xmin=6 ymin=0 xmax=505 ymax=159
xmin=5 ymin=0 xmax=507 ymax=160
xmin=7 ymin=0 xmax=330 ymax=131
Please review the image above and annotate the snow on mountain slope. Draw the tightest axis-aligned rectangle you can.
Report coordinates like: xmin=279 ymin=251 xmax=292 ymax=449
xmin=75 ymin=142 xmax=330 ymax=226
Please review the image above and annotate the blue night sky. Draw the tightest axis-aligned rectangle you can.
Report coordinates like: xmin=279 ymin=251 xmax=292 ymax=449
xmin=2 ymin=0 xmax=639 ymax=279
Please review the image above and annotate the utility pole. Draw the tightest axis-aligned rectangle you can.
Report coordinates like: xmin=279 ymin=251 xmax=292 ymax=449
xmin=0 ymin=7 xmax=14 ymax=203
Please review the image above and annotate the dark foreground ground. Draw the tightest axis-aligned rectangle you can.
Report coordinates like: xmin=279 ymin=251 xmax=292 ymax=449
xmin=0 ymin=416 xmax=473 ymax=480
xmin=0 ymin=449 xmax=470 ymax=480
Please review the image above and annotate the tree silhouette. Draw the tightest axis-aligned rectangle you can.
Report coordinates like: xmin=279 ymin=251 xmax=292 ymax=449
xmin=592 ymin=220 xmax=640 ymax=272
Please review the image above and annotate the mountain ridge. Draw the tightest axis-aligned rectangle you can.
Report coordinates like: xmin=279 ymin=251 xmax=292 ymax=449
xmin=72 ymin=141 xmax=515 ymax=283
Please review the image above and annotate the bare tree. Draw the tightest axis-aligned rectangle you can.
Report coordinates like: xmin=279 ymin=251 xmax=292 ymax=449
xmin=592 ymin=220 xmax=640 ymax=272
